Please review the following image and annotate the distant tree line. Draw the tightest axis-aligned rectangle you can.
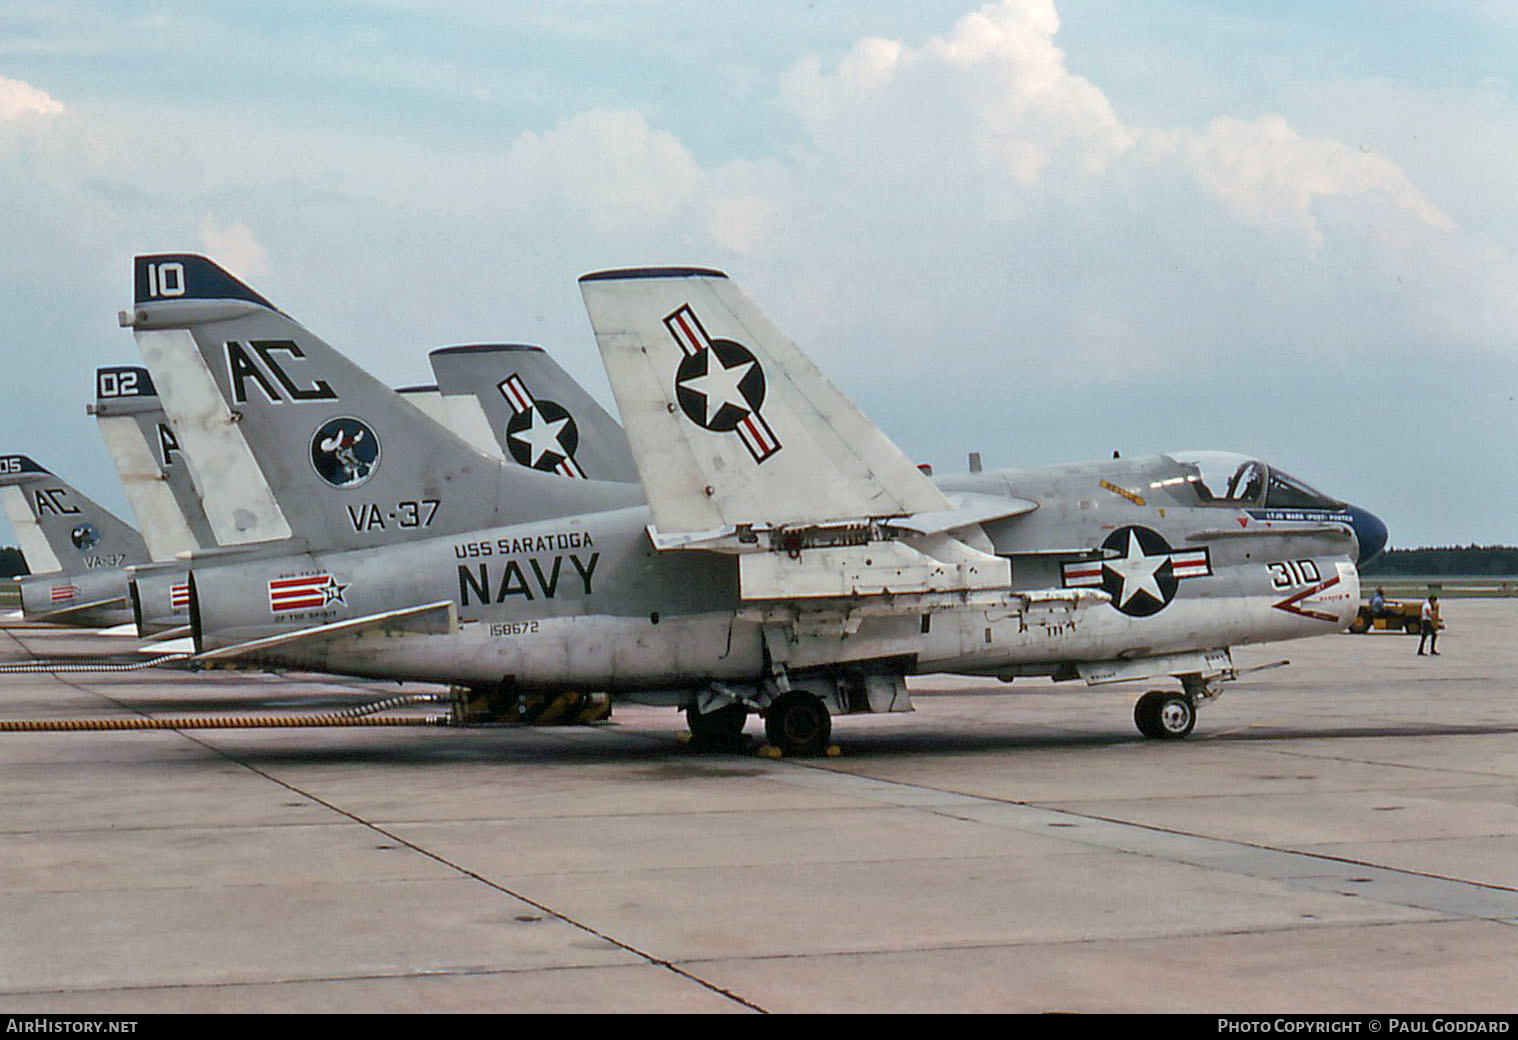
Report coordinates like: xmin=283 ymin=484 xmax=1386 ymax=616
xmin=1363 ymin=546 xmax=1518 ymax=576
xmin=0 ymin=547 xmax=24 ymax=578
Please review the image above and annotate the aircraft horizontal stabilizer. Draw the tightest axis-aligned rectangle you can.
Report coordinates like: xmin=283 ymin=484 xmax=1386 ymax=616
xmin=194 ymin=600 xmax=456 ymax=662
xmin=35 ymin=597 xmax=130 ymax=622
xmin=140 ymin=624 xmax=193 ymax=642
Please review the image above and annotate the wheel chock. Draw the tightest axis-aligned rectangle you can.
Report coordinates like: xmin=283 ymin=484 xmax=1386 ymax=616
xmin=756 ymin=742 xmax=843 ymax=758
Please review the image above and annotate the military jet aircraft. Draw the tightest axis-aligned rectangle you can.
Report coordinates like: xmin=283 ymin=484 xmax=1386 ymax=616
xmin=121 ymin=255 xmax=1386 ymax=753
xmin=111 ymin=343 xmax=634 ymax=636
xmin=0 ymin=454 xmax=150 ymax=627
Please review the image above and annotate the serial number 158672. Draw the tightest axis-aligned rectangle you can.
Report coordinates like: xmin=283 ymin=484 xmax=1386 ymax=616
xmin=490 ymin=621 xmax=540 ymax=637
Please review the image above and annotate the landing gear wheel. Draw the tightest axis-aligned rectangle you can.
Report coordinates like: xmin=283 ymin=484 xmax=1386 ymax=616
xmin=686 ymin=702 xmax=749 ymax=742
xmin=1134 ymin=689 xmax=1196 ymax=740
xmin=764 ymin=691 xmax=832 ymax=756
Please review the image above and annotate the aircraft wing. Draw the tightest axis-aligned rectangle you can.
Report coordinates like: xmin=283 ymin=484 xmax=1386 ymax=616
xmin=580 ymin=268 xmax=1015 ymax=602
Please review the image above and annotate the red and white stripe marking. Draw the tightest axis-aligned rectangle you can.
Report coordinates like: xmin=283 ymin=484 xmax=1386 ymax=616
xmin=664 ymin=304 xmax=712 ymax=358
xmin=1062 ymin=547 xmax=1213 ymax=588
xmin=170 ymin=582 xmax=190 ymax=612
xmin=50 ymin=583 xmax=78 ymax=603
xmin=1062 ymin=561 xmax=1105 ymax=587
xmin=268 ymin=574 xmax=340 ymax=613
xmin=1169 ymin=549 xmax=1211 ymax=579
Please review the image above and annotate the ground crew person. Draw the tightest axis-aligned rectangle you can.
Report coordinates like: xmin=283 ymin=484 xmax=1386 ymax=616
xmin=1417 ymin=594 xmax=1441 ymax=656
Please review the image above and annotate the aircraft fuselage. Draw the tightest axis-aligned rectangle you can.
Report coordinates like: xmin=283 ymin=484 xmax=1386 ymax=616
xmin=185 ymin=454 xmax=1361 ymax=693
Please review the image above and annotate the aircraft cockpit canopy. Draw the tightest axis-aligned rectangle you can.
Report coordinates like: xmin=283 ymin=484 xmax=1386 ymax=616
xmin=1165 ymin=451 xmax=1345 ymax=510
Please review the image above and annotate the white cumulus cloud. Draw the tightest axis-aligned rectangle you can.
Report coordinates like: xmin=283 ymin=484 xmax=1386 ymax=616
xmin=1150 ymin=114 xmax=1454 ymax=245
xmin=197 ymin=214 xmax=270 ymax=281
xmin=0 ymin=76 xmax=64 ymax=121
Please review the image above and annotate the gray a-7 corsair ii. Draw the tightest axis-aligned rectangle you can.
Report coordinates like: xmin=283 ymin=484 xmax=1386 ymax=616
xmin=123 ymin=255 xmax=1387 ymax=753
xmin=0 ymin=454 xmax=151 ymax=628
xmin=123 ymin=343 xmax=638 ymax=637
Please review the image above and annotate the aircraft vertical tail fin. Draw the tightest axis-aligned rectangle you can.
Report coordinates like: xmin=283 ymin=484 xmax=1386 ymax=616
xmin=429 ymin=343 xmax=639 ymax=483
xmin=91 ymin=365 xmax=218 ymax=560
xmin=395 ymin=384 xmax=503 ymax=459
xmin=0 ymin=455 xmax=150 ymax=575
xmin=123 ymin=255 xmax=638 ymax=553
xmin=578 ymin=268 xmax=951 ymax=535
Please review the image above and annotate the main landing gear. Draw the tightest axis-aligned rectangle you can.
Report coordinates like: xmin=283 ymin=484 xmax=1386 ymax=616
xmin=762 ymin=690 xmax=832 ymax=757
xmin=684 ymin=687 xmax=835 ymax=757
xmin=684 ymin=701 xmax=750 ymax=752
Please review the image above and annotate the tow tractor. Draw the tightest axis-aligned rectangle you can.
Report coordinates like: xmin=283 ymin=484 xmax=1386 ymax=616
xmin=1348 ymin=597 xmax=1434 ymax=634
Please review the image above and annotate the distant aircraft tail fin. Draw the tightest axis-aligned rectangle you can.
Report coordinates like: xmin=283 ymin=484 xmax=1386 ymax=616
xmin=429 ymin=343 xmax=639 ymax=483
xmin=0 ymin=455 xmax=149 ymax=575
xmin=123 ymin=255 xmax=638 ymax=552
xmin=91 ymin=365 xmax=218 ymax=560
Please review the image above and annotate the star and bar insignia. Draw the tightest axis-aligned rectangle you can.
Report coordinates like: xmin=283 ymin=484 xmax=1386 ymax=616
xmin=1062 ymin=526 xmax=1211 ymax=617
xmin=664 ymin=303 xmax=782 ymax=463
xmin=498 ymin=374 xmax=586 ymax=478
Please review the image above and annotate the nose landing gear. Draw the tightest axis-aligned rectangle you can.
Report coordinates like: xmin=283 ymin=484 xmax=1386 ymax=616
xmin=1134 ymin=689 xmax=1196 ymax=739
xmin=1134 ymin=671 xmax=1225 ymax=740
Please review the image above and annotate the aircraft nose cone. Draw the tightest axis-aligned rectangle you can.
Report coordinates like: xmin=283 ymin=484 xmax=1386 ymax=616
xmin=1348 ymin=505 xmax=1388 ymax=567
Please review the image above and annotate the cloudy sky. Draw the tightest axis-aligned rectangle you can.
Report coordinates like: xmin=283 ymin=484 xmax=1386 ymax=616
xmin=1 ymin=0 xmax=1514 ymax=548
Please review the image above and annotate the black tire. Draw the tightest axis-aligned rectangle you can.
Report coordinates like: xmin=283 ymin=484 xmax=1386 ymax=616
xmin=1135 ymin=689 xmax=1196 ymax=740
xmin=1405 ymin=618 xmax=1421 ymax=635
xmin=1348 ymin=612 xmax=1371 ymax=634
xmin=686 ymin=702 xmax=749 ymax=740
xmin=764 ymin=691 xmax=832 ymax=756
